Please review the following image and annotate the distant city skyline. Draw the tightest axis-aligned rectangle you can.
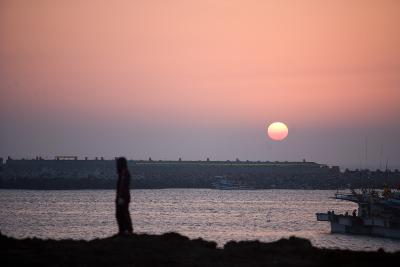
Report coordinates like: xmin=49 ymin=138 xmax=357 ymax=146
xmin=1 ymin=1 xmax=400 ymax=170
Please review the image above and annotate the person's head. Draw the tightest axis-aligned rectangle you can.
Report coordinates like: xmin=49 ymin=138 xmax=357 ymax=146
xmin=116 ymin=157 xmax=128 ymax=174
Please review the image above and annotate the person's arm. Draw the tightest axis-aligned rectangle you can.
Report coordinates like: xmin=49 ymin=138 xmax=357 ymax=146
xmin=118 ymin=170 xmax=130 ymax=204
xmin=122 ymin=170 xmax=130 ymax=200
xmin=117 ymin=174 xmax=125 ymax=204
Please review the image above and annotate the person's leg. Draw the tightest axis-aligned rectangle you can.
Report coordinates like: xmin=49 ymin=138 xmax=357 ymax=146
xmin=125 ymin=203 xmax=133 ymax=233
xmin=121 ymin=202 xmax=132 ymax=234
xmin=116 ymin=203 xmax=124 ymax=234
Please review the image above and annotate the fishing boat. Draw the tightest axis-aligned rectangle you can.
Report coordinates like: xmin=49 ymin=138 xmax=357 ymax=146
xmin=316 ymin=187 xmax=400 ymax=239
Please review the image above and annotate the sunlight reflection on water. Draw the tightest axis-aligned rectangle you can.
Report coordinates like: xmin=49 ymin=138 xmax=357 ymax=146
xmin=0 ymin=189 xmax=399 ymax=251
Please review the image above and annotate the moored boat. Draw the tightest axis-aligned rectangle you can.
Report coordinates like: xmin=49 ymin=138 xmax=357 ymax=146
xmin=316 ymin=187 xmax=400 ymax=239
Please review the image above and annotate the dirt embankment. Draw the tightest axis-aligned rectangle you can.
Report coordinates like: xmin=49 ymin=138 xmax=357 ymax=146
xmin=1 ymin=232 xmax=399 ymax=266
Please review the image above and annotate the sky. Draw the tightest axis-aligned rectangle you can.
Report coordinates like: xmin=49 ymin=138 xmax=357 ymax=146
xmin=1 ymin=0 xmax=400 ymax=170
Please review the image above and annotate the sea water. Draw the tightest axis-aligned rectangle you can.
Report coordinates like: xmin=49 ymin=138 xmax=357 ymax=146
xmin=0 ymin=189 xmax=399 ymax=251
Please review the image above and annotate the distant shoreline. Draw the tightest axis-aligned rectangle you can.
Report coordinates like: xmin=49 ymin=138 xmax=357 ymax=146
xmin=1 ymin=159 xmax=399 ymax=190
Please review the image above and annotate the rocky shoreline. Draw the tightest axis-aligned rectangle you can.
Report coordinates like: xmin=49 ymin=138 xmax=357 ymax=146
xmin=1 ymin=231 xmax=399 ymax=266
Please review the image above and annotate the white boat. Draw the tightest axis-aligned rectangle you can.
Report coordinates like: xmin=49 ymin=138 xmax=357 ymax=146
xmin=211 ymin=176 xmax=254 ymax=190
xmin=316 ymin=188 xmax=400 ymax=239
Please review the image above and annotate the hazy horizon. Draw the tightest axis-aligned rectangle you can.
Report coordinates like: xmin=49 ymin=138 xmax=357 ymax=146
xmin=1 ymin=1 xmax=400 ymax=170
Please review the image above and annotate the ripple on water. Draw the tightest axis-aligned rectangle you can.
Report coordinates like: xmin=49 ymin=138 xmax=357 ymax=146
xmin=0 ymin=189 xmax=399 ymax=252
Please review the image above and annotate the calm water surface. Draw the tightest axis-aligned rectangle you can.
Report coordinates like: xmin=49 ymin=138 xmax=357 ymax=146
xmin=1 ymin=189 xmax=399 ymax=252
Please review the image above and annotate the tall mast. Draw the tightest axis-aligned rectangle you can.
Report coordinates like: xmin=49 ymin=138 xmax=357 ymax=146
xmin=364 ymin=136 xmax=368 ymax=171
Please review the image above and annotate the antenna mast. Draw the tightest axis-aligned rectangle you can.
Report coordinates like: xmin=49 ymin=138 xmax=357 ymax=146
xmin=364 ymin=137 xmax=368 ymax=170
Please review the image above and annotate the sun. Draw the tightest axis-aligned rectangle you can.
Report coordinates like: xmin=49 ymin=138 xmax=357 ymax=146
xmin=267 ymin=122 xmax=288 ymax=141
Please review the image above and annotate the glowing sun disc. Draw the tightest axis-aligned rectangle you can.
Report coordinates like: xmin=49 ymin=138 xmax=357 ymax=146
xmin=267 ymin=122 xmax=288 ymax=141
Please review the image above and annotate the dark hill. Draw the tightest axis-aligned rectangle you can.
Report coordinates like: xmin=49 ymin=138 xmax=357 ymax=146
xmin=1 ymin=231 xmax=399 ymax=266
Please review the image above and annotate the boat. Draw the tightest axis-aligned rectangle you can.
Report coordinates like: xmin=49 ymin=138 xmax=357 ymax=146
xmin=211 ymin=176 xmax=255 ymax=190
xmin=316 ymin=187 xmax=400 ymax=239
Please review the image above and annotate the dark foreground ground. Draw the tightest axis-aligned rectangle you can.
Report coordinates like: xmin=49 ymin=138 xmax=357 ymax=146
xmin=1 ymin=232 xmax=399 ymax=267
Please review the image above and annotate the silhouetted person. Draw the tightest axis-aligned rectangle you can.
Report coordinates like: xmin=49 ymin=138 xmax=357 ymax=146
xmin=116 ymin=157 xmax=133 ymax=235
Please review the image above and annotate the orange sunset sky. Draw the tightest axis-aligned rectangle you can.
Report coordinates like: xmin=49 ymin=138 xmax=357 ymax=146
xmin=1 ymin=0 xmax=400 ymax=169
